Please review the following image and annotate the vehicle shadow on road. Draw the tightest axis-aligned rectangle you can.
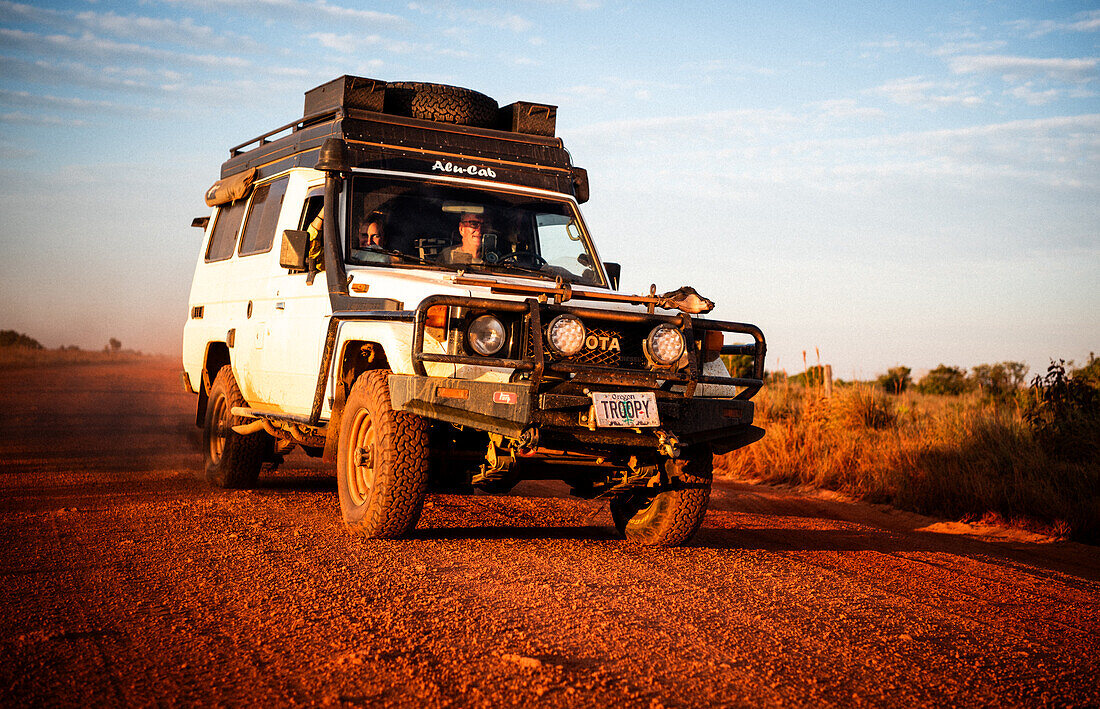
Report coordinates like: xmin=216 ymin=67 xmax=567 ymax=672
xmin=410 ymin=525 xmax=618 ymax=542
xmin=257 ymin=474 xmax=335 ymax=492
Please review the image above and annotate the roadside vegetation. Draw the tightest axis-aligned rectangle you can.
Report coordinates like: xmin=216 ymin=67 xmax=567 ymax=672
xmin=716 ymin=355 xmax=1100 ymax=543
xmin=0 ymin=330 xmax=159 ymax=369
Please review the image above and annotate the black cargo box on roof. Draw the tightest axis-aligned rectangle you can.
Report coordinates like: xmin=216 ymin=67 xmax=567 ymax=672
xmin=304 ymin=75 xmax=385 ymax=116
xmin=219 ymin=75 xmax=585 ymax=201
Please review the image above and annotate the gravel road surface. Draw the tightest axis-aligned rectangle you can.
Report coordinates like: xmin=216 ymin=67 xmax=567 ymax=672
xmin=2 ymin=359 xmax=1098 ymax=707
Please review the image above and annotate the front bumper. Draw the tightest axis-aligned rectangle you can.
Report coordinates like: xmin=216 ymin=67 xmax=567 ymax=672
xmin=411 ymin=294 xmax=767 ymax=400
xmin=388 ymin=374 xmax=762 ymax=453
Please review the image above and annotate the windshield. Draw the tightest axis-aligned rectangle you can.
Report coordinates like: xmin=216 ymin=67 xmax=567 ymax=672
xmin=347 ymin=174 xmax=605 ymax=286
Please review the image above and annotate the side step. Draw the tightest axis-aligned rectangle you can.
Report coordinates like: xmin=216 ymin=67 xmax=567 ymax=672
xmin=230 ymin=407 xmax=327 ymax=447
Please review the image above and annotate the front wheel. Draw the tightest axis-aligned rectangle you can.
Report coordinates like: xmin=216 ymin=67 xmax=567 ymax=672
xmin=609 ymin=446 xmax=713 ymax=547
xmin=337 ymin=370 xmax=429 ymax=538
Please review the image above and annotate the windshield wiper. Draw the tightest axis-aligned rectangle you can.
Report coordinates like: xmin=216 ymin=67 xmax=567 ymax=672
xmin=485 ymin=262 xmax=550 ymax=279
xmin=360 ymin=247 xmax=438 ymax=268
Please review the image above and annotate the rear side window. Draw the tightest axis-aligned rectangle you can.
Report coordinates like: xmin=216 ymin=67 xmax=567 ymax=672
xmin=238 ymin=177 xmax=289 ymax=256
xmin=205 ymin=199 xmax=247 ymax=262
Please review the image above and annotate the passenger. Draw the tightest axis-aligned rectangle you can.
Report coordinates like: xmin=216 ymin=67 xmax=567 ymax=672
xmin=439 ymin=212 xmax=488 ymax=266
xmin=306 ymin=206 xmax=325 ymax=272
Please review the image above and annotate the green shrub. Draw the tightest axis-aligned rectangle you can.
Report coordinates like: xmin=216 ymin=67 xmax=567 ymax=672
xmin=1025 ymin=360 xmax=1100 ymax=463
xmin=917 ymin=364 xmax=971 ymax=395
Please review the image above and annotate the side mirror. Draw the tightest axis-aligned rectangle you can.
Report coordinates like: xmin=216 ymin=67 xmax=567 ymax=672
xmin=280 ymin=229 xmax=309 ymax=270
xmin=571 ymin=166 xmax=589 ymax=204
xmin=604 ymin=262 xmax=621 ymax=290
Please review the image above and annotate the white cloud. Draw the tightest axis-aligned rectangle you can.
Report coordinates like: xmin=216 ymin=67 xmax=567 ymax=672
xmin=450 ymin=8 xmax=532 ymax=32
xmin=808 ymin=98 xmax=886 ymax=120
xmin=560 ymin=85 xmax=608 ymax=103
xmin=0 ymin=89 xmax=137 ymax=115
xmin=72 ymin=10 xmax=266 ymax=53
xmin=679 ymin=58 xmax=775 ymax=77
xmin=0 ymin=143 xmax=34 ymax=160
xmin=0 ymin=0 xmax=64 ymax=24
xmin=0 ymin=112 xmax=87 ymax=126
xmin=870 ymin=76 xmax=984 ymax=109
xmin=569 ymin=107 xmax=800 ymax=143
xmin=0 ymin=28 xmax=253 ymax=69
xmin=1009 ymin=10 xmax=1100 ymax=38
xmin=0 ymin=55 xmax=162 ymax=93
xmin=932 ymin=40 xmax=1007 ymax=56
xmin=569 ymin=109 xmax=1100 ymax=201
xmin=160 ymin=0 xmax=403 ymax=26
xmin=949 ymin=55 xmax=1099 ymax=84
xmin=409 ymin=3 xmax=531 ymax=32
xmin=308 ymin=32 xmax=418 ymax=54
xmin=861 ymin=37 xmax=927 ymax=52
xmin=1007 ymin=84 xmax=1062 ymax=106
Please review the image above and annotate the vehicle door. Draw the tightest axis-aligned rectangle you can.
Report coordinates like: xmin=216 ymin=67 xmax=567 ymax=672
xmin=250 ymin=178 xmax=332 ymax=415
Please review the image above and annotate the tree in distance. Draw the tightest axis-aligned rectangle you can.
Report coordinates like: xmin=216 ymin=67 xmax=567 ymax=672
xmin=972 ymin=361 xmax=1028 ymax=397
xmin=0 ymin=330 xmax=44 ymax=349
xmin=917 ymin=364 xmax=971 ymax=395
xmin=877 ymin=366 xmax=912 ymax=395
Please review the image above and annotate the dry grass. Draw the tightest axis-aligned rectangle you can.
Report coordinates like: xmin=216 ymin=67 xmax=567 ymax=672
xmin=715 ymin=382 xmax=1100 ymax=542
xmin=0 ymin=346 xmax=170 ymax=370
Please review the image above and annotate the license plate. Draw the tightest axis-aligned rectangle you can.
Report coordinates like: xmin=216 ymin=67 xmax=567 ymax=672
xmin=590 ymin=391 xmax=660 ymax=428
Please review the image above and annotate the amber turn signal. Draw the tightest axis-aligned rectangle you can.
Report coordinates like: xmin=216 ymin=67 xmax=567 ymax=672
xmin=426 ymin=305 xmax=448 ymax=328
xmin=702 ymin=330 xmax=724 ymax=362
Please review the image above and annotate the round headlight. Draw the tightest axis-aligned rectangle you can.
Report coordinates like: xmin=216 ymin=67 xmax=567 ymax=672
xmin=546 ymin=314 xmax=585 ymax=356
xmin=646 ymin=324 xmax=685 ymax=366
xmin=467 ymin=314 xmax=506 ymax=356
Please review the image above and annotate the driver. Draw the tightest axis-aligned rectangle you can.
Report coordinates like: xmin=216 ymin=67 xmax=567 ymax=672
xmin=439 ymin=212 xmax=488 ymax=266
xmin=352 ymin=210 xmax=391 ymax=264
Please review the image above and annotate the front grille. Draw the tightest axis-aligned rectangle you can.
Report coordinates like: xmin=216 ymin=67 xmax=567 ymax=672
xmin=526 ymin=322 xmax=650 ymax=371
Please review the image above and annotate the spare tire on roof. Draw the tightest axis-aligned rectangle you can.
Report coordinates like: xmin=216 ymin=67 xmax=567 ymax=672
xmin=384 ymin=82 xmax=498 ymax=128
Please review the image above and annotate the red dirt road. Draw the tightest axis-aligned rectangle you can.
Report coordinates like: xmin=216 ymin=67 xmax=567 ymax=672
xmin=1 ymin=359 xmax=1098 ymax=707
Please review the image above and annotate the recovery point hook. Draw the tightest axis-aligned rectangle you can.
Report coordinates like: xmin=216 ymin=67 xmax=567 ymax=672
xmin=515 ymin=427 xmax=539 ymax=452
xmin=655 ymin=430 xmax=680 ymax=459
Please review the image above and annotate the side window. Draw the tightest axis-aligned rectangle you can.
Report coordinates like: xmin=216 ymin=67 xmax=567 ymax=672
xmin=299 ymin=189 xmax=324 ymax=230
xmin=238 ymin=177 xmax=289 ymax=256
xmin=204 ymin=199 xmax=247 ymax=262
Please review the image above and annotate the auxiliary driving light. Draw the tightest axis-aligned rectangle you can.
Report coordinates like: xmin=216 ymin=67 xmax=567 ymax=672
xmin=546 ymin=314 xmax=586 ymax=356
xmin=467 ymin=314 xmax=506 ymax=356
xmin=646 ymin=324 xmax=685 ymax=366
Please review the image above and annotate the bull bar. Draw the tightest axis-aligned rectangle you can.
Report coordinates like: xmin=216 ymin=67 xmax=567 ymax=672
xmin=410 ymin=294 xmax=766 ymax=400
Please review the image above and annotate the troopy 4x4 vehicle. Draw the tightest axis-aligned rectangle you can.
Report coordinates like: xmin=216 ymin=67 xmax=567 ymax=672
xmin=182 ymin=76 xmax=766 ymax=547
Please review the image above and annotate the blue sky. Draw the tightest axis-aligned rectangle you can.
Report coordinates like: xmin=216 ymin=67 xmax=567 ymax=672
xmin=0 ymin=0 xmax=1097 ymax=379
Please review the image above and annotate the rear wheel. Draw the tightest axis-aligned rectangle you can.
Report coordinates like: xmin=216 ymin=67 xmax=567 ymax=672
xmin=609 ymin=446 xmax=713 ymax=547
xmin=203 ymin=365 xmax=266 ymax=488
xmin=337 ymin=370 xmax=429 ymax=538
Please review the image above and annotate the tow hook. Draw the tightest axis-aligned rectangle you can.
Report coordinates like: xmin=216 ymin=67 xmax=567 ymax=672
xmin=656 ymin=430 xmax=680 ymax=458
xmin=515 ymin=427 xmax=539 ymax=454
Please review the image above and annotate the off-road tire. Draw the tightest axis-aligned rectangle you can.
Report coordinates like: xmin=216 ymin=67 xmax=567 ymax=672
xmin=609 ymin=446 xmax=713 ymax=547
xmin=385 ymin=82 xmax=498 ymax=128
xmin=337 ymin=370 xmax=429 ymax=538
xmin=203 ymin=365 xmax=266 ymax=489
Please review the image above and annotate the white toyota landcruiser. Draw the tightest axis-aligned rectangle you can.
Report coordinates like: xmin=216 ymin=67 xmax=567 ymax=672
xmin=182 ymin=77 xmax=766 ymax=547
